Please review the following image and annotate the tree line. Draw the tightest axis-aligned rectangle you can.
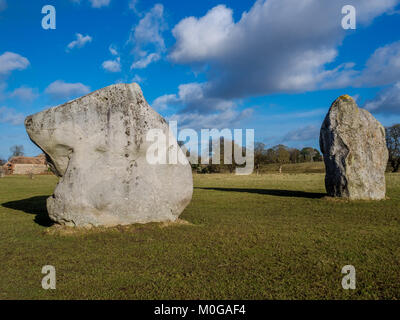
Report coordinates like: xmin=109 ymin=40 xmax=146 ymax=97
xmin=188 ymin=123 xmax=400 ymax=174
xmin=185 ymin=138 xmax=323 ymax=174
xmin=1 ymin=124 xmax=400 ymax=173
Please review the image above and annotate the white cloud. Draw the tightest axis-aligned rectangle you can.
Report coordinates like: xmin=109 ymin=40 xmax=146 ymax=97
xmin=154 ymin=82 xmax=232 ymax=113
xmin=357 ymin=41 xmax=400 ymax=87
xmin=0 ymin=0 xmax=7 ymax=12
xmin=0 ymin=52 xmax=30 ymax=75
xmin=283 ymin=125 xmax=320 ymax=142
xmin=129 ymin=0 xmax=140 ymax=15
xmin=0 ymin=82 xmax=6 ymax=100
xmin=132 ymin=4 xmax=165 ymax=52
xmin=0 ymin=106 xmax=25 ymax=125
xmin=9 ymin=87 xmax=38 ymax=102
xmin=129 ymin=4 xmax=166 ymax=69
xmin=152 ymin=94 xmax=178 ymax=110
xmin=168 ymin=107 xmax=253 ymax=131
xmin=321 ymin=41 xmax=400 ymax=90
xmin=265 ymin=109 xmax=327 ymax=121
xmin=170 ymin=0 xmax=400 ymax=99
xmin=131 ymin=53 xmax=160 ymax=69
xmin=102 ymin=57 xmax=121 ymax=72
xmin=45 ymin=80 xmax=90 ymax=100
xmin=109 ymin=45 xmax=118 ymax=56
xmin=170 ymin=5 xmax=234 ymax=63
xmin=67 ymin=33 xmax=92 ymax=51
xmin=89 ymin=0 xmax=111 ymax=8
xmin=365 ymin=82 xmax=400 ymax=114
xmin=132 ymin=74 xmax=145 ymax=83
xmin=153 ymin=82 xmax=253 ymax=129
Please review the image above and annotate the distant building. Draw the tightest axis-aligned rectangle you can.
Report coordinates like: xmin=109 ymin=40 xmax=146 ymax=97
xmin=2 ymin=154 xmax=48 ymax=175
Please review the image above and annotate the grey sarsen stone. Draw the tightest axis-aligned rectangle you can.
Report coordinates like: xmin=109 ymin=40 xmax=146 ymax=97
xmin=25 ymin=83 xmax=193 ymax=227
xmin=320 ymin=95 xmax=388 ymax=200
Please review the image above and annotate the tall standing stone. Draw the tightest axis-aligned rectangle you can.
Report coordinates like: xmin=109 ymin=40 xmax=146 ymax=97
xmin=320 ymin=95 xmax=388 ymax=200
xmin=25 ymin=83 xmax=193 ymax=227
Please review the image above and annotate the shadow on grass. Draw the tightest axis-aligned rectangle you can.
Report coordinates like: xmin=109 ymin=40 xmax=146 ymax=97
xmin=196 ymin=187 xmax=326 ymax=199
xmin=2 ymin=196 xmax=54 ymax=227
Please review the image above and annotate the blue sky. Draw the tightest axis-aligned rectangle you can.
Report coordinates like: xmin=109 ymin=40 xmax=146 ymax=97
xmin=1 ymin=0 xmax=400 ymax=159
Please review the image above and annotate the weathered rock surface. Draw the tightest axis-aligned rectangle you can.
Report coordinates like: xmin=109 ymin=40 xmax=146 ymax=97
xmin=320 ymin=95 xmax=388 ymax=200
xmin=25 ymin=83 xmax=193 ymax=227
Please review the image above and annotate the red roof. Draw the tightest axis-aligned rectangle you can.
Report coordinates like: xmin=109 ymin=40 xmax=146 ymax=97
xmin=7 ymin=154 xmax=46 ymax=165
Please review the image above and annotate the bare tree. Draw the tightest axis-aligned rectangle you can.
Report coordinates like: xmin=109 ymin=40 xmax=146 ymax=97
xmin=9 ymin=145 xmax=24 ymax=159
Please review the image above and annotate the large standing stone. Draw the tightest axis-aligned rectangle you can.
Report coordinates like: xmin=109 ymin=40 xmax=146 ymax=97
xmin=320 ymin=95 xmax=388 ymax=200
xmin=25 ymin=83 xmax=193 ymax=227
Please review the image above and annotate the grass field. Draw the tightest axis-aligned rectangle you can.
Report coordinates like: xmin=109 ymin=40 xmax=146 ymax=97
xmin=1 ymin=171 xmax=400 ymax=300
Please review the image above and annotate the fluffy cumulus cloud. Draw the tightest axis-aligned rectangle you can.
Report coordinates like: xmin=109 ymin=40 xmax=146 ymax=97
xmin=67 ymin=33 xmax=92 ymax=51
xmin=356 ymin=41 xmax=400 ymax=87
xmin=0 ymin=52 xmax=30 ymax=75
xmin=170 ymin=5 xmax=234 ymax=64
xmin=89 ymin=0 xmax=110 ymax=8
xmin=129 ymin=4 xmax=166 ymax=69
xmin=0 ymin=0 xmax=7 ymax=12
xmin=153 ymin=82 xmax=253 ymax=129
xmin=9 ymin=87 xmax=38 ymax=102
xmin=45 ymin=80 xmax=90 ymax=100
xmin=154 ymin=0 xmax=400 ymax=130
xmin=102 ymin=57 xmax=121 ymax=72
xmin=169 ymin=0 xmax=400 ymax=99
xmin=364 ymin=82 xmax=400 ymax=114
xmin=153 ymin=83 xmax=229 ymax=113
xmin=0 ymin=106 xmax=25 ymax=125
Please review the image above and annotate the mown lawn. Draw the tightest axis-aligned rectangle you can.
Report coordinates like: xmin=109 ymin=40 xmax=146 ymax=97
xmin=0 ymin=172 xmax=399 ymax=300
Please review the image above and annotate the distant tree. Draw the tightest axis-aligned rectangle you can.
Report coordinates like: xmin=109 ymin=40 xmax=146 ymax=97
xmin=300 ymin=147 xmax=316 ymax=162
xmin=289 ymin=148 xmax=301 ymax=163
xmin=0 ymin=158 xmax=6 ymax=166
xmin=265 ymin=148 xmax=276 ymax=164
xmin=178 ymin=140 xmax=202 ymax=172
xmin=254 ymin=142 xmax=266 ymax=172
xmin=9 ymin=145 xmax=24 ymax=159
xmin=273 ymin=145 xmax=290 ymax=164
xmin=217 ymin=137 xmax=233 ymax=173
xmin=313 ymin=149 xmax=323 ymax=162
xmin=200 ymin=137 xmax=237 ymax=174
xmin=386 ymin=124 xmax=400 ymax=172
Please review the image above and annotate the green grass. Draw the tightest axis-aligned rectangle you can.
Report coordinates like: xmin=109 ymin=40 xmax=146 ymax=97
xmin=257 ymin=161 xmax=326 ymax=174
xmin=0 ymin=172 xmax=400 ymax=300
